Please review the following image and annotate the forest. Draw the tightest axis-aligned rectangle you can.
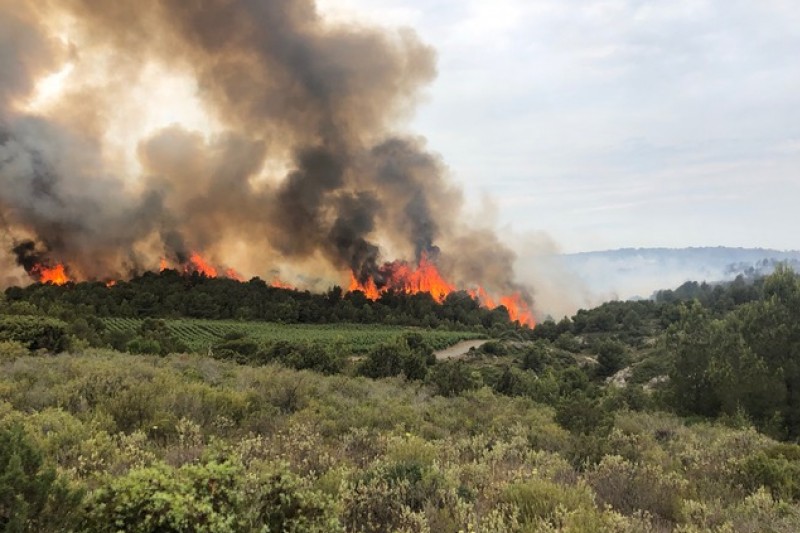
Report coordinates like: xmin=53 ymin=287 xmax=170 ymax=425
xmin=1 ymin=266 xmax=800 ymax=532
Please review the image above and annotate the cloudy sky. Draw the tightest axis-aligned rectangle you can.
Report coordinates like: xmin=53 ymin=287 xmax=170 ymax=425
xmin=320 ymin=0 xmax=800 ymax=253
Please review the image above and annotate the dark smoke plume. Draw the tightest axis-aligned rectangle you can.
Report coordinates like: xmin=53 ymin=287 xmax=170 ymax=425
xmin=0 ymin=0 xmax=533 ymax=307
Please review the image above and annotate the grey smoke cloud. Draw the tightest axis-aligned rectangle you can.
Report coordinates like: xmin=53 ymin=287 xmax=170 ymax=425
xmin=0 ymin=0 xmax=533 ymax=308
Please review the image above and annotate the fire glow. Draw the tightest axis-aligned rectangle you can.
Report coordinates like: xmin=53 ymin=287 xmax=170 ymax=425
xmin=32 ymin=263 xmax=71 ymax=285
xmin=23 ymin=252 xmax=535 ymax=327
xmin=349 ymin=255 xmax=535 ymax=327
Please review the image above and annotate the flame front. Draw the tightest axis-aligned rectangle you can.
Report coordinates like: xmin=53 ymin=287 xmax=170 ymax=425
xmin=271 ymin=278 xmax=295 ymax=290
xmin=32 ymin=264 xmax=71 ymax=285
xmin=18 ymin=252 xmax=535 ymax=327
xmin=498 ymin=293 xmax=535 ymax=328
xmin=186 ymin=252 xmax=218 ymax=277
xmin=348 ymin=255 xmax=535 ymax=327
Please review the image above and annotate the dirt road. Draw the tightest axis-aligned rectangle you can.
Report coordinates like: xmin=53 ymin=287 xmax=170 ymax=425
xmin=434 ymin=339 xmax=487 ymax=360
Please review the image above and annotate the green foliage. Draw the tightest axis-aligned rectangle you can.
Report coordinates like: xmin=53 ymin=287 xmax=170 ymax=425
xmin=0 ymin=424 xmax=83 ymax=532
xmin=594 ymin=338 xmax=629 ymax=378
xmin=738 ymin=444 xmax=800 ymax=500
xmin=586 ymin=454 xmax=685 ymax=522
xmin=0 ymin=315 xmax=69 ymax=352
xmin=83 ymin=461 xmax=242 ymax=532
xmin=83 ymin=459 xmax=340 ymax=533
xmin=428 ymin=360 xmax=483 ymax=396
xmin=520 ymin=342 xmax=550 ymax=373
xmin=0 ymin=341 xmax=29 ymax=363
xmin=480 ymin=340 xmax=507 ymax=356
xmin=3 ymin=268 xmax=800 ymax=531
xmin=243 ymin=463 xmax=342 ymax=532
xmin=104 ymin=318 xmax=481 ymax=355
xmin=255 ymin=341 xmax=342 ymax=374
xmin=358 ymin=338 xmax=432 ymax=380
xmin=501 ymin=477 xmax=595 ymax=526
xmin=666 ymin=268 xmax=800 ymax=438
xmin=555 ymin=394 xmax=613 ymax=436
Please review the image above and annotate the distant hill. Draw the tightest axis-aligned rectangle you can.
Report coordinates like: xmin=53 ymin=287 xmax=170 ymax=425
xmin=558 ymin=247 xmax=800 ymax=300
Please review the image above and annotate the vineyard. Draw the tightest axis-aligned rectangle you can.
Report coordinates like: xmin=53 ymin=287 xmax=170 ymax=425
xmin=102 ymin=318 xmax=483 ymax=353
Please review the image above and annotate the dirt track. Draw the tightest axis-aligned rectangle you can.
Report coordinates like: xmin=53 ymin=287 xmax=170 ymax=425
xmin=434 ymin=340 xmax=487 ymax=360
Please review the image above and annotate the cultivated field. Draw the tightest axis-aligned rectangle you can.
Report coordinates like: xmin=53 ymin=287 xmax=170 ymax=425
xmin=102 ymin=318 xmax=483 ymax=353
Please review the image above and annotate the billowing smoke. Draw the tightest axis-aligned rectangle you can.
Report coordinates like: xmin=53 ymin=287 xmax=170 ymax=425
xmin=0 ymin=0 xmax=534 ymax=310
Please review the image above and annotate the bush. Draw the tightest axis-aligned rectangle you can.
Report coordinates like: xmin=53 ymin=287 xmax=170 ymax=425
xmin=0 ymin=315 xmax=70 ymax=352
xmin=83 ymin=461 xmax=243 ymax=532
xmin=256 ymin=341 xmax=341 ymax=374
xmin=342 ymin=463 xmax=428 ymax=533
xmin=738 ymin=445 xmax=800 ymax=500
xmin=359 ymin=340 xmax=430 ymax=381
xmin=0 ymin=341 xmax=29 ymax=363
xmin=481 ymin=340 xmax=507 ymax=356
xmin=0 ymin=424 xmax=84 ymax=532
xmin=595 ymin=339 xmax=629 ymax=378
xmin=586 ymin=455 xmax=684 ymax=522
xmin=242 ymin=462 xmax=342 ymax=532
xmin=501 ymin=477 xmax=595 ymax=526
xmin=520 ymin=342 xmax=550 ymax=373
xmin=427 ymin=361 xmax=483 ymax=397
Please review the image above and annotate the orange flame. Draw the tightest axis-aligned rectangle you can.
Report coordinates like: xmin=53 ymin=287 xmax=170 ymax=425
xmin=469 ymin=286 xmax=496 ymax=309
xmin=348 ymin=273 xmax=381 ymax=300
xmin=270 ymin=278 xmax=295 ymax=290
xmin=498 ymin=293 xmax=535 ymax=328
xmin=225 ymin=268 xmax=244 ymax=281
xmin=348 ymin=254 xmax=455 ymax=303
xmin=186 ymin=252 xmax=218 ymax=278
xmin=32 ymin=264 xmax=71 ymax=285
xmin=347 ymin=254 xmax=535 ymax=327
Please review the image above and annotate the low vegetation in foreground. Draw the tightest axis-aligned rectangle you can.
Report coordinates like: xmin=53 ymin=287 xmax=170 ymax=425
xmin=1 ymin=266 xmax=800 ymax=531
xmin=2 ymin=350 xmax=800 ymax=532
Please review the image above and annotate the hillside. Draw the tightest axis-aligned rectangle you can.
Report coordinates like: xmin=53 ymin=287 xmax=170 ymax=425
xmin=2 ymin=267 xmax=800 ymax=531
xmin=559 ymin=246 xmax=800 ymax=300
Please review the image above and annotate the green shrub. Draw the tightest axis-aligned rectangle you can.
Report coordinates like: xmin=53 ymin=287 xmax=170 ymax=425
xmin=481 ymin=340 xmax=507 ymax=356
xmin=0 ymin=315 xmax=69 ymax=352
xmin=501 ymin=477 xmax=595 ymax=525
xmin=0 ymin=341 xmax=29 ymax=363
xmin=0 ymin=424 xmax=84 ymax=532
xmin=586 ymin=455 xmax=685 ymax=522
xmin=428 ymin=360 xmax=483 ymax=397
xmin=242 ymin=462 xmax=342 ymax=533
xmin=595 ymin=339 xmax=629 ymax=378
xmin=342 ymin=463 xmax=428 ymax=533
xmin=359 ymin=341 xmax=430 ymax=381
xmin=83 ymin=460 xmax=242 ymax=532
xmin=738 ymin=445 xmax=800 ymax=500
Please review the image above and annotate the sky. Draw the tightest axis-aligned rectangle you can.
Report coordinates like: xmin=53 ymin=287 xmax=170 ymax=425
xmin=319 ymin=0 xmax=800 ymax=253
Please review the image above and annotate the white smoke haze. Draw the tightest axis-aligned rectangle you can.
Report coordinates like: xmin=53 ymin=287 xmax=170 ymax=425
xmin=0 ymin=0 xmax=570 ymax=319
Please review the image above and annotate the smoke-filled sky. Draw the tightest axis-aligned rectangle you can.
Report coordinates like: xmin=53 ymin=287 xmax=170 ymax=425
xmin=321 ymin=0 xmax=800 ymax=253
xmin=0 ymin=0 xmax=539 ymax=310
xmin=2 ymin=0 xmax=797 ymax=317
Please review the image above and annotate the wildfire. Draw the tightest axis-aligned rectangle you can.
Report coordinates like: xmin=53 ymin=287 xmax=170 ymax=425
xmin=185 ymin=252 xmax=218 ymax=277
xmin=32 ymin=263 xmax=71 ymax=285
xmin=497 ymin=293 xmax=535 ymax=328
xmin=16 ymin=251 xmax=535 ymax=327
xmin=348 ymin=255 xmax=535 ymax=327
xmin=270 ymin=278 xmax=295 ymax=290
xmin=348 ymin=254 xmax=454 ymax=303
xmin=225 ymin=268 xmax=244 ymax=282
xmin=158 ymin=253 xmax=242 ymax=281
